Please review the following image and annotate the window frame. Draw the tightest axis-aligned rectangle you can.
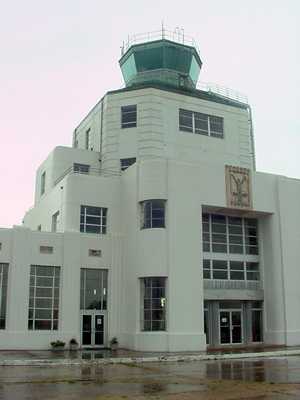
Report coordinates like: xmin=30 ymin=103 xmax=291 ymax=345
xmin=121 ymin=105 xmax=137 ymax=129
xmin=203 ymin=259 xmax=260 ymax=282
xmin=80 ymin=268 xmax=108 ymax=310
xmin=179 ymin=108 xmax=224 ymax=139
xmin=28 ymin=265 xmax=60 ymax=331
xmin=140 ymin=200 xmax=166 ymax=229
xmin=120 ymin=157 xmax=136 ymax=171
xmin=51 ymin=211 xmax=60 ymax=233
xmin=80 ymin=205 xmax=108 ymax=234
xmin=141 ymin=277 xmax=167 ymax=332
xmin=40 ymin=171 xmax=46 ymax=196
xmin=73 ymin=163 xmax=90 ymax=174
xmin=0 ymin=263 xmax=8 ymax=330
xmin=202 ymin=213 xmax=259 ymax=256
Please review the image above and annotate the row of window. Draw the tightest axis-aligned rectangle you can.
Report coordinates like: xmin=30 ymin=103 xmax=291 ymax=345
xmin=1 ymin=264 xmax=165 ymax=333
xmin=79 ymin=201 xmax=166 ymax=234
xmin=73 ymin=158 xmax=137 ymax=174
xmin=202 ymin=213 xmax=259 ymax=255
xmin=42 ymin=157 xmax=137 ymax=197
xmin=121 ymin=105 xmax=224 ymax=140
xmin=1 ymin=265 xmax=109 ymax=331
xmin=203 ymin=259 xmax=260 ymax=281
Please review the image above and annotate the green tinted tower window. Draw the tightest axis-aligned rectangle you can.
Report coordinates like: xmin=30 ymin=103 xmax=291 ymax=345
xmin=119 ymin=39 xmax=202 ymax=91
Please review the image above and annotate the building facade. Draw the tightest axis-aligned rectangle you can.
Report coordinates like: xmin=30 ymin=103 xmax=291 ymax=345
xmin=1 ymin=33 xmax=300 ymax=351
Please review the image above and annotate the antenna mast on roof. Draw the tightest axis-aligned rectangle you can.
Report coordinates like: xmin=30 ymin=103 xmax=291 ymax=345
xmin=162 ymin=20 xmax=165 ymax=39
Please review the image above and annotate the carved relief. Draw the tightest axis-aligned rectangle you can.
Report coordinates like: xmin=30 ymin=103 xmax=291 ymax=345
xmin=225 ymin=165 xmax=252 ymax=209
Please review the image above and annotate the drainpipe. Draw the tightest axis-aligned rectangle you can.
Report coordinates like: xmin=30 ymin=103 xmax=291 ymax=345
xmin=275 ymin=177 xmax=287 ymax=345
xmin=247 ymin=105 xmax=256 ymax=171
xmin=99 ymin=100 xmax=104 ymax=172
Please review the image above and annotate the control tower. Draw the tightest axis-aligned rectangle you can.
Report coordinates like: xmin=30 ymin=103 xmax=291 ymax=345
xmin=119 ymin=28 xmax=202 ymax=90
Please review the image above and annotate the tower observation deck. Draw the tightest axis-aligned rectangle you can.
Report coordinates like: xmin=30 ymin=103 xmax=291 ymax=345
xmin=119 ymin=28 xmax=202 ymax=91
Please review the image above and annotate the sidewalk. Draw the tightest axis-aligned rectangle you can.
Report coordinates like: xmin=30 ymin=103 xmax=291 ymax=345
xmin=1 ymin=345 xmax=300 ymax=366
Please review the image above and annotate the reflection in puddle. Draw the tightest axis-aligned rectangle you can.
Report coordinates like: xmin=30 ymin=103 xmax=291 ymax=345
xmin=142 ymin=382 xmax=165 ymax=394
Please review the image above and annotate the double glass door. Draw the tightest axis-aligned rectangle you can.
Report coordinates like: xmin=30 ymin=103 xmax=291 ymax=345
xmin=220 ymin=310 xmax=242 ymax=344
xmin=81 ymin=313 xmax=105 ymax=347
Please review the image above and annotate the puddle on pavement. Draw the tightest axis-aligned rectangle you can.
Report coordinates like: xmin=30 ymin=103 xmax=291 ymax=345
xmin=2 ymin=357 xmax=300 ymax=399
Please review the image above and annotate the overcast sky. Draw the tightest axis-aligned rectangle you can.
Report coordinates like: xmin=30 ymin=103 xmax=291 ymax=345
xmin=0 ymin=0 xmax=299 ymax=227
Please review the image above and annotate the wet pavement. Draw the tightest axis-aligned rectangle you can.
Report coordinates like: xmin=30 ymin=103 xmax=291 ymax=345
xmin=2 ymin=356 xmax=300 ymax=399
xmin=0 ymin=344 xmax=298 ymax=363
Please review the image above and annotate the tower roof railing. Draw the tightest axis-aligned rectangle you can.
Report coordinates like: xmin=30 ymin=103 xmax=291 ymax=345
xmin=121 ymin=28 xmax=201 ymax=57
xmin=198 ymin=81 xmax=248 ymax=104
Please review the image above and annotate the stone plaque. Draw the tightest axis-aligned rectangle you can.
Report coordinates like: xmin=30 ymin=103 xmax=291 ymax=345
xmin=225 ymin=165 xmax=252 ymax=209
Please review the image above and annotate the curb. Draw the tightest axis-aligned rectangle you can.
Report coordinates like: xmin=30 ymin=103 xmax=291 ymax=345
xmin=1 ymin=349 xmax=300 ymax=366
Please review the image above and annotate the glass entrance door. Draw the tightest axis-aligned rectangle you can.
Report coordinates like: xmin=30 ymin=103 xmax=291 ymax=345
xmin=220 ymin=310 xmax=242 ymax=344
xmin=81 ymin=313 xmax=105 ymax=347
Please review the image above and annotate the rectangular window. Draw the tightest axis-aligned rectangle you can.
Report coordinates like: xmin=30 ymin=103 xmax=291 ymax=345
xmin=212 ymin=260 xmax=228 ymax=280
xmin=202 ymin=213 xmax=259 ymax=256
xmin=141 ymin=277 xmax=166 ymax=331
xmin=179 ymin=109 xmax=224 ymax=138
xmin=120 ymin=157 xmax=136 ymax=171
xmin=85 ymin=129 xmax=90 ymax=150
xmin=251 ymin=301 xmax=263 ymax=342
xmin=202 ymin=213 xmax=260 ymax=283
xmin=41 ymin=171 xmax=46 ymax=195
xmin=74 ymin=163 xmax=90 ymax=174
xmin=80 ymin=205 xmax=107 ymax=234
xmin=80 ymin=269 xmax=108 ymax=310
xmin=40 ymin=246 xmax=54 ymax=254
xmin=246 ymin=262 xmax=260 ymax=280
xmin=88 ymin=249 xmax=102 ymax=257
xmin=203 ymin=259 xmax=211 ymax=279
xmin=140 ymin=200 xmax=166 ymax=229
xmin=0 ymin=264 xmax=8 ymax=329
xmin=121 ymin=105 xmax=137 ymax=128
xmin=229 ymin=261 xmax=245 ymax=280
xmin=51 ymin=211 xmax=60 ymax=233
xmin=28 ymin=265 xmax=60 ymax=330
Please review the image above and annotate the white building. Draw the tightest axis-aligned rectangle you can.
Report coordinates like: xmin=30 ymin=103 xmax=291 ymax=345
xmin=1 ymin=32 xmax=300 ymax=351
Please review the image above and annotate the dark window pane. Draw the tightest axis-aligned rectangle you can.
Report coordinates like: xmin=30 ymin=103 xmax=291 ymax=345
xmin=212 ymin=243 xmax=227 ymax=253
xmin=229 ymin=235 xmax=243 ymax=245
xmin=212 ymin=215 xmax=226 ymax=223
xmin=213 ymin=260 xmax=227 ymax=269
xmin=247 ymin=271 xmax=260 ymax=281
xmin=229 ymin=245 xmax=243 ymax=254
xmin=202 ymin=223 xmax=210 ymax=233
xmin=203 ymin=233 xmax=210 ymax=242
xmin=252 ymin=310 xmax=262 ymax=342
xmin=230 ymin=271 xmax=244 ymax=280
xmin=202 ymin=214 xmax=209 ymax=222
xmin=203 ymin=242 xmax=210 ymax=252
xmin=213 ymin=270 xmax=227 ymax=279
xmin=203 ymin=270 xmax=211 ymax=279
xmin=34 ymin=320 xmax=52 ymax=330
xmin=121 ymin=157 xmax=136 ymax=171
xmin=228 ymin=225 xmax=243 ymax=235
xmin=230 ymin=261 xmax=244 ymax=270
xmin=246 ymin=246 xmax=259 ymax=255
xmin=228 ymin=217 xmax=242 ymax=225
xmin=212 ymin=224 xmax=226 ymax=233
xmin=212 ymin=234 xmax=226 ymax=243
xmin=151 ymin=219 xmax=165 ymax=228
xmin=151 ymin=320 xmax=165 ymax=331
xmin=85 ymin=225 xmax=101 ymax=234
xmin=121 ymin=105 xmax=137 ymax=128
